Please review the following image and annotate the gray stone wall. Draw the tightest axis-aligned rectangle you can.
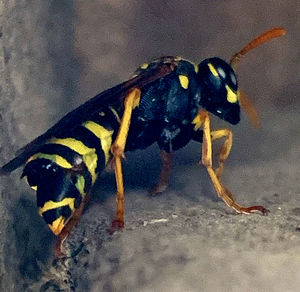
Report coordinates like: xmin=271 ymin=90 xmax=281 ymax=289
xmin=0 ymin=1 xmax=299 ymax=291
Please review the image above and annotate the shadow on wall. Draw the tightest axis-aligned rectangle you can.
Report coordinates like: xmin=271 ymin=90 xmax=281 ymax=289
xmin=8 ymin=196 xmax=55 ymax=281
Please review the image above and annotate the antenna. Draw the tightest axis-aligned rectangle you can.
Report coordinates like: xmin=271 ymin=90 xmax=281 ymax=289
xmin=230 ymin=27 xmax=286 ymax=68
xmin=230 ymin=27 xmax=286 ymax=128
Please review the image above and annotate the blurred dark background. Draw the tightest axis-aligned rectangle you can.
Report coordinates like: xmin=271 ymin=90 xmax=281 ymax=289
xmin=0 ymin=1 xmax=299 ymax=291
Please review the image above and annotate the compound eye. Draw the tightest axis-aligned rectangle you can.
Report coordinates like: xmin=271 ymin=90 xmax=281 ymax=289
xmin=230 ymin=72 xmax=237 ymax=87
xmin=217 ymin=67 xmax=226 ymax=79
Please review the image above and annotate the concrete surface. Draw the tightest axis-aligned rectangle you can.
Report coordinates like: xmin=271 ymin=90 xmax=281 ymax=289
xmin=0 ymin=1 xmax=299 ymax=291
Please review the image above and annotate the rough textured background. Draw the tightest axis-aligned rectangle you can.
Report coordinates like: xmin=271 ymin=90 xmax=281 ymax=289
xmin=0 ymin=1 xmax=300 ymax=291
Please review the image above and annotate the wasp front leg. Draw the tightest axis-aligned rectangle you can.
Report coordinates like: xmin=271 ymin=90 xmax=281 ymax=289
xmin=200 ymin=110 xmax=268 ymax=215
xmin=110 ymin=88 xmax=141 ymax=229
xmin=211 ymin=128 xmax=233 ymax=179
xmin=193 ymin=125 xmax=232 ymax=179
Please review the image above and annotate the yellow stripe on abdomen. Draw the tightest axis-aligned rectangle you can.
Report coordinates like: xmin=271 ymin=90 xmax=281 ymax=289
xmin=83 ymin=120 xmax=114 ymax=164
xmin=75 ymin=175 xmax=86 ymax=196
xmin=48 ymin=137 xmax=98 ymax=183
xmin=27 ymin=153 xmax=73 ymax=169
xmin=38 ymin=197 xmax=75 ymax=216
xmin=49 ymin=137 xmax=94 ymax=155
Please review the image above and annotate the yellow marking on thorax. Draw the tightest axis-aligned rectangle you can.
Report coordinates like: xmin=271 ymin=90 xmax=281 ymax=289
xmin=208 ymin=63 xmax=218 ymax=77
xmin=109 ymin=106 xmax=121 ymax=123
xmin=140 ymin=63 xmax=149 ymax=69
xmin=49 ymin=137 xmax=98 ymax=183
xmin=27 ymin=153 xmax=73 ymax=169
xmin=39 ymin=197 xmax=75 ymax=216
xmin=225 ymin=85 xmax=238 ymax=103
xmin=179 ymin=75 xmax=189 ymax=89
xmin=83 ymin=121 xmax=114 ymax=164
xmin=194 ymin=64 xmax=199 ymax=73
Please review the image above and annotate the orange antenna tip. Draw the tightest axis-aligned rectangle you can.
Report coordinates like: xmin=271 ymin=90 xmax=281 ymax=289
xmin=230 ymin=27 xmax=286 ymax=68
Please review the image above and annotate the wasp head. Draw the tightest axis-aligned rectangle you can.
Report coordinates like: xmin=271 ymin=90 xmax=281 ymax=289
xmin=22 ymin=158 xmax=84 ymax=235
xmin=197 ymin=57 xmax=240 ymax=125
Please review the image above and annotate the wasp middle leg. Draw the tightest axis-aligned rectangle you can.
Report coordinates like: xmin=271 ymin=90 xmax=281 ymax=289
xmin=211 ymin=128 xmax=233 ymax=179
xmin=148 ymin=150 xmax=173 ymax=195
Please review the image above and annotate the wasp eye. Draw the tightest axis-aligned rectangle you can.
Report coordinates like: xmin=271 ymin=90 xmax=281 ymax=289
xmin=230 ymin=72 xmax=237 ymax=87
xmin=218 ymin=68 xmax=226 ymax=79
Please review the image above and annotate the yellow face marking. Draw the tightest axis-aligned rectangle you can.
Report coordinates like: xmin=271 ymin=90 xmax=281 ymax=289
xmin=178 ymin=75 xmax=189 ymax=89
xmin=99 ymin=112 xmax=105 ymax=116
xmin=48 ymin=216 xmax=65 ymax=235
xmin=140 ymin=63 xmax=149 ymax=69
xmin=83 ymin=121 xmax=114 ymax=164
xmin=28 ymin=153 xmax=72 ymax=169
xmin=208 ymin=63 xmax=218 ymax=77
xmin=192 ymin=112 xmax=204 ymax=130
xmin=75 ymin=175 xmax=85 ymax=196
xmin=109 ymin=106 xmax=121 ymax=123
xmin=225 ymin=85 xmax=238 ymax=103
xmin=194 ymin=64 xmax=199 ymax=73
xmin=39 ymin=197 xmax=75 ymax=216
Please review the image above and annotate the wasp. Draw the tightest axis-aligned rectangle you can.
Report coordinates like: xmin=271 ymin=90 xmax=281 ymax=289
xmin=0 ymin=27 xmax=286 ymax=256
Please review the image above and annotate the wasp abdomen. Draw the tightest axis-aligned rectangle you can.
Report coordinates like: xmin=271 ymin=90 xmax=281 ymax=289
xmin=22 ymin=107 xmax=121 ymax=235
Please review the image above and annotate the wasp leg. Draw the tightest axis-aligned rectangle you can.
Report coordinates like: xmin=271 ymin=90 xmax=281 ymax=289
xmin=211 ymin=129 xmax=233 ymax=179
xmin=200 ymin=111 xmax=269 ymax=215
xmin=149 ymin=151 xmax=172 ymax=195
xmin=56 ymin=193 xmax=91 ymax=257
xmin=110 ymin=88 xmax=141 ymax=229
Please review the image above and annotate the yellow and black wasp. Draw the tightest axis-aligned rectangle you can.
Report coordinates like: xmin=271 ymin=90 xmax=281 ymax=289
xmin=0 ymin=27 xmax=285 ymax=255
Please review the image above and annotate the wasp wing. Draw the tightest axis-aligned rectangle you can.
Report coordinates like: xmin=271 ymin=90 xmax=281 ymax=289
xmin=0 ymin=61 xmax=176 ymax=174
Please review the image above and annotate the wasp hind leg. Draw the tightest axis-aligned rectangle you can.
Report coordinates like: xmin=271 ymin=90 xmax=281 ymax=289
xmin=200 ymin=111 xmax=269 ymax=215
xmin=148 ymin=151 xmax=172 ymax=195
xmin=110 ymin=88 xmax=141 ymax=230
